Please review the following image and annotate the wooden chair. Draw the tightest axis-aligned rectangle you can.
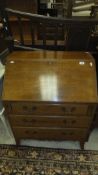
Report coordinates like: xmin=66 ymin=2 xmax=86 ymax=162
xmin=51 ymin=2 xmax=66 ymax=17
xmin=90 ymin=5 xmax=98 ymax=51
xmin=0 ymin=19 xmax=9 ymax=63
xmin=90 ymin=5 xmax=98 ymax=17
xmin=1 ymin=8 xmax=98 ymax=51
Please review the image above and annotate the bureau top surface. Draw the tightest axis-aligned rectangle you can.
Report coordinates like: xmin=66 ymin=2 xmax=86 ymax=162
xmin=2 ymin=51 xmax=97 ymax=103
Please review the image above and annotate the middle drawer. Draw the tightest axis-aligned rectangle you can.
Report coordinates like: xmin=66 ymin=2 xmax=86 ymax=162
xmin=8 ymin=115 xmax=91 ymax=128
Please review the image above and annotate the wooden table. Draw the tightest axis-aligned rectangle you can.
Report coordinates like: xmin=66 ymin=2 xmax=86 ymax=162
xmin=2 ymin=51 xmax=98 ymax=148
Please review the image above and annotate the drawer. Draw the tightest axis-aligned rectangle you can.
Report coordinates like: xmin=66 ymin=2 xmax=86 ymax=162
xmin=12 ymin=127 xmax=87 ymax=140
xmin=9 ymin=115 xmax=91 ymax=128
xmin=9 ymin=102 xmax=88 ymax=115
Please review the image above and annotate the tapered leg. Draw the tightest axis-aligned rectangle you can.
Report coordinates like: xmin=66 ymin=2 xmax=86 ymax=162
xmin=15 ymin=138 xmax=20 ymax=145
xmin=80 ymin=141 xmax=84 ymax=150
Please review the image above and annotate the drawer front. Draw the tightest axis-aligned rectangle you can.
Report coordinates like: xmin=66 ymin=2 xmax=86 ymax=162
xmin=10 ymin=102 xmax=88 ymax=115
xmin=9 ymin=115 xmax=91 ymax=128
xmin=13 ymin=127 xmax=87 ymax=140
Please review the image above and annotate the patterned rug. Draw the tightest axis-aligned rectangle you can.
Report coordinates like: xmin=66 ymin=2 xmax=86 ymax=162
xmin=0 ymin=145 xmax=98 ymax=175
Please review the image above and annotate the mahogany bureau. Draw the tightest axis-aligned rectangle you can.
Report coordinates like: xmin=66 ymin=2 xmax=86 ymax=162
xmin=2 ymin=51 xmax=98 ymax=148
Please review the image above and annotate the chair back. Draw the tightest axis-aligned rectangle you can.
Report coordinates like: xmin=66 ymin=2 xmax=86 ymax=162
xmin=90 ymin=5 xmax=98 ymax=18
xmin=1 ymin=8 xmax=98 ymax=51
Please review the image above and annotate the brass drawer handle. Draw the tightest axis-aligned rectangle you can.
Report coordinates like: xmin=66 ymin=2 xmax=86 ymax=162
xmin=23 ymin=106 xmax=37 ymax=111
xmin=71 ymin=120 xmax=76 ymax=124
xmin=70 ymin=107 xmax=76 ymax=112
xmin=61 ymin=107 xmax=66 ymax=112
xmin=62 ymin=132 xmax=74 ymax=136
xmin=70 ymin=132 xmax=73 ymax=135
xmin=23 ymin=106 xmax=28 ymax=111
xmin=25 ymin=130 xmax=37 ymax=134
xmin=63 ymin=120 xmax=67 ymax=124
xmin=33 ymin=131 xmax=37 ymax=134
xmin=62 ymin=132 xmax=66 ymax=135
xmin=32 ymin=106 xmax=37 ymax=111
xmin=25 ymin=130 xmax=29 ymax=134
xmin=23 ymin=119 xmax=36 ymax=123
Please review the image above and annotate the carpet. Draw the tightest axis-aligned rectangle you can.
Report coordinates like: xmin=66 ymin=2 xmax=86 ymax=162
xmin=0 ymin=145 xmax=98 ymax=175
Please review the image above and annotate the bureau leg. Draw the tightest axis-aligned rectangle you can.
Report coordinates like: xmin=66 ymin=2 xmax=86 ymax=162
xmin=80 ymin=141 xmax=84 ymax=150
xmin=15 ymin=138 xmax=20 ymax=145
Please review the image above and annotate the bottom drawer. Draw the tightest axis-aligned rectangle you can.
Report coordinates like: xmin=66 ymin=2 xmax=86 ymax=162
xmin=13 ymin=127 xmax=88 ymax=141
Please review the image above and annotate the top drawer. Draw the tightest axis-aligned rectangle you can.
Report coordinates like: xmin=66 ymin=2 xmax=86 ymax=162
xmin=6 ymin=102 xmax=89 ymax=116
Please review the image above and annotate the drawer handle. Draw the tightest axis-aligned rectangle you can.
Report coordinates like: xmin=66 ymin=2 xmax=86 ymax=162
xmin=25 ymin=130 xmax=37 ymax=134
xmin=63 ymin=120 xmax=67 ymax=124
xmin=32 ymin=106 xmax=37 ymax=111
xmin=70 ymin=132 xmax=73 ymax=135
xmin=23 ymin=119 xmax=36 ymax=123
xmin=23 ymin=106 xmax=28 ymax=111
xmin=62 ymin=132 xmax=73 ymax=136
xmin=71 ymin=120 xmax=76 ymax=124
xmin=62 ymin=132 xmax=67 ymax=135
xmin=70 ymin=107 xmax=76 ymax=112
xmin=25 ymin=130 xmax=29 ymax=134
xmin=33 ymin=131 xmax=37 ymax=134
xmin=62 ymin=107 xmax=66 ymax=112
